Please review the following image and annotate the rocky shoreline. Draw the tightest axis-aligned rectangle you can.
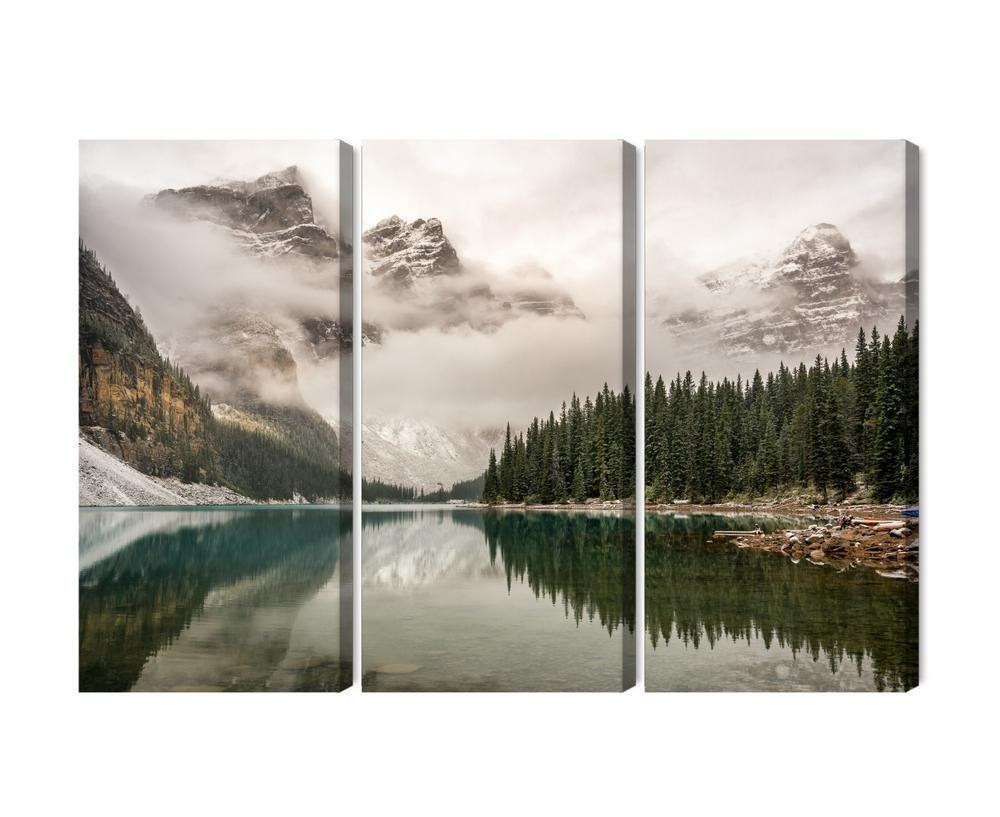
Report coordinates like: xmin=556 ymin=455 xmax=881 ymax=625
xmin=704 ymin=511 xmax=919 ymax=580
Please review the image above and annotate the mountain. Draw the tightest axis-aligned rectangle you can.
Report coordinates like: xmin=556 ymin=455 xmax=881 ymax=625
xmin=79 ymin=244 xmax=348 ymax=504
xmin=360 ymin=215 xmax=586 ymax=490
xmin=145 ymin=168 xmax=351 ymax=498
xmin=362 ymin=417 xmax=502 ymax=493
xmin=79 ymin=244 xmax=214 ymax=480
xmin=152 ymin=166 xmax=345 ymax=262
xmin=363 ymin=216 xmax=460 ymax=286
xmin=664 ymin=223 xmax=900 ymax=358
xmin=153 ymin=166 xmax=350 ymax=369
xmin=362 ymin=215 xmax=583 ymax=341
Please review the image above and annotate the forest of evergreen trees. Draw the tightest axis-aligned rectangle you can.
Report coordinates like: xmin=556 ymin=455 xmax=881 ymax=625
xmin=478 ymin=316 xmax=917 ymax=506
xmin=481 ymin=384 xmax=636 ymax=503
xmin=645 ymin=316 xmax=918 ymax=504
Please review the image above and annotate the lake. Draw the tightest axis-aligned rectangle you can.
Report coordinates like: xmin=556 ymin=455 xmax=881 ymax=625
xmin=79 ymin=507 xmax=351 ymax=692
xmin=645 ymin=513 xmax=919 ymax=691
xmin=361 ymin=507 xmax=635 ymax=691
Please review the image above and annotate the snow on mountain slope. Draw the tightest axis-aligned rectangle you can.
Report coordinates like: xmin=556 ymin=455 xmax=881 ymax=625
xmin=79 ymin=435 xmax=253 ymax=507
xmin=362 ymin=417 xmax=501 ymax=492
xmin=664 ymin=223 xmax=901 ymax=358
xmin=364 ymin=215 xmax=460 ymax=286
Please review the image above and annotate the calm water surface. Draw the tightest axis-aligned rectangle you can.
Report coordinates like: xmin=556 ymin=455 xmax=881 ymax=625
xmin=362 ymin=507 xmax=634 ymax=691
xmin=645 ymin=513 xmax=919 ymax=691
xmin=79 ymin=507 xmax=351 ymax=692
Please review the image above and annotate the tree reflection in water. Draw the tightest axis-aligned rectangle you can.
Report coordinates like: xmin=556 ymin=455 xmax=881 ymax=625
xmin=645 ymin=514 xmax=918 ymax=691
xmin=79 ymin=509 xmax=350 ymax=692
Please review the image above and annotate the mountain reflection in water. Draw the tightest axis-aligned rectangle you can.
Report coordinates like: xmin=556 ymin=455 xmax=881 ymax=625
xmin=79 ymin=508 xmax=351 ymax=692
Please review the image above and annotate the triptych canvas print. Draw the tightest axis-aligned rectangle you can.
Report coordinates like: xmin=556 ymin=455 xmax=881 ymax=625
xmin=79 ymin=139 xmax=917 ymax=692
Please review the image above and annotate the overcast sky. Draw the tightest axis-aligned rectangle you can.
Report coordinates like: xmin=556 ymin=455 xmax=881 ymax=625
xmin=646 ymin=140 xmax=906 ymax=283
xmin=363 ymin=140 xmax=626 ymax=430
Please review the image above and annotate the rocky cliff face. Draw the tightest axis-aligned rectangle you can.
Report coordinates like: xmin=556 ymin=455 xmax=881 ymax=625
xmin=363 ymin=216 xmax=460 ymax=286
xmin=153 ymin=166 xmax=343 ymax=262
xmin=79 ymin=245 xmax=212 ymax=478
xmin=666 ymin=223 xmax=898 ymax=357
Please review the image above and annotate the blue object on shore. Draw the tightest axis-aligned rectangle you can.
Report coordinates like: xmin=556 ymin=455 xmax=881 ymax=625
xmin=902 ymin=508 xmax=919 ymax=518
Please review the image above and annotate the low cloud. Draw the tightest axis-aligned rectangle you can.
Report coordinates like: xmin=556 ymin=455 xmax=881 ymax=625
xmin=364 ymin=314 xmax=623 ymax=431
xmin=79 ymin=179 xmax=344 ymax=416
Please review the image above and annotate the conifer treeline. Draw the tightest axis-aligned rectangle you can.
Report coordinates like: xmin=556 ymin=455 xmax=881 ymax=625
xmin=361 ymin=472 xmax=485 ymax=503
xmin=646 ymin=316 xmax=918 ymax=504
xmin=481 ymin=384 xmax=636 ymax=503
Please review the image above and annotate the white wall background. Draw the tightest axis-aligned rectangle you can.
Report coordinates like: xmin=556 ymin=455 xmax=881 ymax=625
xmin=2 ymin=1 xmax=998 ymax=814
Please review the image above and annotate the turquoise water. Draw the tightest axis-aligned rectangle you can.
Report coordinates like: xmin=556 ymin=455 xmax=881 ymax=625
xmin=79 ymin=507 xmax=351 ymax=692
xmin=79 ymin=506 xmax=917 ymax=692
xmin=362 ymin=507 xmax=635 ymax=691
xmin=645 ymin=513 xmax=919 ymax=692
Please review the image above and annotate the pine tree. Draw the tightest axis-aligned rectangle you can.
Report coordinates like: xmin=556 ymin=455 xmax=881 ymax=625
xmin=482 ymin=448 xmax=499 ymax=504
xmin=499 ymin=423 xmax=513 ymax=500
xmin=571 ymin=459 xmax=586 ymax=502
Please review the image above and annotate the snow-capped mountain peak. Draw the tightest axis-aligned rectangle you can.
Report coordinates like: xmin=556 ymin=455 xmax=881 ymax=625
xmin=363 ymin=215 xmax=460 ymax=286
xmin=665 ymin=223 xmax=897 ymax=358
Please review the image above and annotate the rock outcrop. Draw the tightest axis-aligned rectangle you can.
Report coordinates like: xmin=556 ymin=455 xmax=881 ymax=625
xmin=79 ymin=244 xmax=213 ymax=479
xmin=153 ymin=166 xmax=344 ymax=262
xmin=363 ymin=216 xmax=460 ymax=286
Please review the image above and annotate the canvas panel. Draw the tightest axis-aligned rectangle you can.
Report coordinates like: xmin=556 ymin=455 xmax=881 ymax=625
xmin=643 ymin=140 xmax=919 ymax=692
xmin=361 ymin=140 xmax=637 ymax=692
xmin=78 ymin=140 xmax=353 ymax=691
